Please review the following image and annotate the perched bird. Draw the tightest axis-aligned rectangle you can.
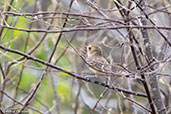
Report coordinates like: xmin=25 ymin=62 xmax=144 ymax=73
xmin=86 ymin=44 xmax=112 ymax=79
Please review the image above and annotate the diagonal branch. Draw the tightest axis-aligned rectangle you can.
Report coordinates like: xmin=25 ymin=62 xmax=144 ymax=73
xmin=0 ymin=44 xmax=147 ymax=97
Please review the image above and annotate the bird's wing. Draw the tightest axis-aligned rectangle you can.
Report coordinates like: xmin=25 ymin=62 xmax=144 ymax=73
xmin=86 ymin=57 xmax=112 ymax=73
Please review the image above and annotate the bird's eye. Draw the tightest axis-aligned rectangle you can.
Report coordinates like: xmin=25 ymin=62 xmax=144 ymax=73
xmin=88 ymin=47 xmax=92 ymax=50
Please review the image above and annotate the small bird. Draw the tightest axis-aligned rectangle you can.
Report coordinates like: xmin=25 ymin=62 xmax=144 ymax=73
xmin=86 ymin=44 xmax=112 ymax=81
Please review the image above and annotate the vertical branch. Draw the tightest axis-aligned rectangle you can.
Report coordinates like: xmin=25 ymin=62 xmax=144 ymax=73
xmin=139 ymin=1 xmax=166 ymax=114
xmin=0 ymin=0 xmax=15 ymax=107
xmin=74 ymin=82 xmax=82 ymax=114
xmin=128 ymin=29 xmax=156 ymax=114
xmin=0 ymin=63 xmax=5 ymax=108
xmin=0 ymin=0 xmax=14 ymax=40
xmin=113 ymin=0 xmax=156 ymax=113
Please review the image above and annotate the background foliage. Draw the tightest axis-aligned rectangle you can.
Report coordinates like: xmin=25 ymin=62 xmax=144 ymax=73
xmin=0 ymin=0 xmax=171 ymax=114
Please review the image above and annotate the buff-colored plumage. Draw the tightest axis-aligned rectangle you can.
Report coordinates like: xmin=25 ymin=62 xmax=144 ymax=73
xmin=86 ymin=44 xmax=112 ymax=75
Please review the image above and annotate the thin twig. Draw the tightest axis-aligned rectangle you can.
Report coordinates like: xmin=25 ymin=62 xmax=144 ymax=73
xmin=0 ymin=45 xmax=147 ymax=97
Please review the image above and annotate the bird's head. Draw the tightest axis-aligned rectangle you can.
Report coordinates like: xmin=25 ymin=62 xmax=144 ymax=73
xmin=87 ymin=44 xmax=102 ymax=57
